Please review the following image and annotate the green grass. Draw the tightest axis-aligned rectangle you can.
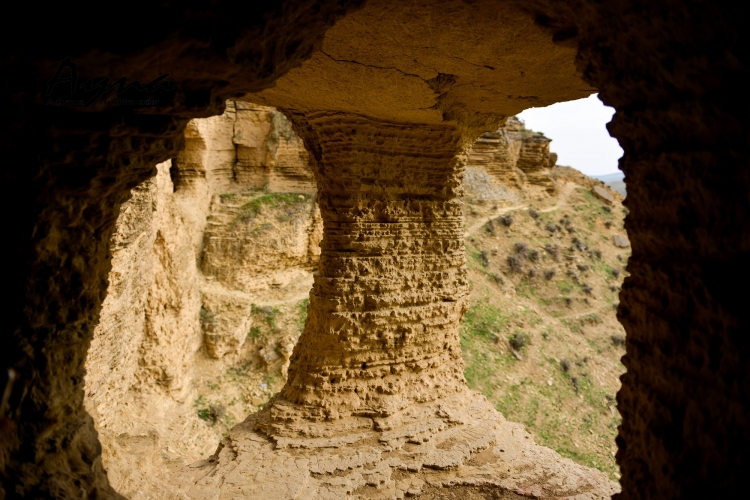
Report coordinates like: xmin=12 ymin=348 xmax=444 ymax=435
xmin=556 ymin=279 xmax=575 ymax=295
xmin=561 ymin=318 xmax=582 ymax=333
xmin=251 ymin=303 xmax=281 ymax=332
xmin=296 ymin=298 xmax=309 ymax=331
xmin=247 ymin=325 xmax=263 ymax=339
xmin=235 ymin=193 xmax=306 ymax=224
xmin=194 ymin=395 xmax=210 ymax=422
xmin=460 ymin=301 xmax=512 ymax=397
xmin=460 ymin=301 xmax=508 ymax=341
xmin=522 ymin=306 xmax=543 ymax=326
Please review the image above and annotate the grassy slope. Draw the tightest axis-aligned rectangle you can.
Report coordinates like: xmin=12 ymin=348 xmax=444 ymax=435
xmin=461 ymin=183 xmax=629 ymax=480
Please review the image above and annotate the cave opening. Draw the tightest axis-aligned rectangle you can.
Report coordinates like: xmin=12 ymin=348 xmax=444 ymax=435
xmin=2 ymin=1 xmax=747 ymax=499
xmin=83 ymin=95 xmax=631 ymax=496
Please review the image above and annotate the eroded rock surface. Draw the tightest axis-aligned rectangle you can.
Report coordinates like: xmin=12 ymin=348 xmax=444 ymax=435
xmin=175 ymin=394 xmax=616 ymax=499
xmin=3 ymin=1 xmax=747 ymax=499
xmin=467 ymin=117 xmax=558 ymax=197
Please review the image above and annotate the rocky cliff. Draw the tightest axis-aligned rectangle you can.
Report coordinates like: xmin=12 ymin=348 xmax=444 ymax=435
xmin=466 ymin=116 xmax=558 ymax=198
xmin=84 ymin=103 xmax=619 ymax=499
xmin=84 ymin=103 xmax=323 ymax=497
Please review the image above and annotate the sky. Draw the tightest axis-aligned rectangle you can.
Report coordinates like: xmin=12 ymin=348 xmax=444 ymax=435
xmin=515 ymin=93 xmax=623 ymax=177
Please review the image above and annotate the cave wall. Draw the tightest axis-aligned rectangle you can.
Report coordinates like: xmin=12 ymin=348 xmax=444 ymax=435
xmin=566 ymin=2 xmax=750 ymax=497
xmin=0 ymin=0 xmax=747 ymax=498
xmin=0 ymin=2 xmax=362 ymax=497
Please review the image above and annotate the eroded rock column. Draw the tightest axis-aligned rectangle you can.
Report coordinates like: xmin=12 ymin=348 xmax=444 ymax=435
xmin=279 ymin=113 xmax=469 ymax=418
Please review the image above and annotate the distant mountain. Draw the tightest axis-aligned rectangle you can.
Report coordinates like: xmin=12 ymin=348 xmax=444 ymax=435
xmin=594 ymin=171 xmax=626 ymax=196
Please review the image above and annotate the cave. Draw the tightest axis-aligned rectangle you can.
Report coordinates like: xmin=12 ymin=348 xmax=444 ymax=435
xmin=1 ymin=0 xmax=747 ymax=499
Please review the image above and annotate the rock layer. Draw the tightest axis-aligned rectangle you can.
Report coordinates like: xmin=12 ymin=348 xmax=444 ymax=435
xmin=466 ymin=117 xmax=557 ymax=196
xmin=176 ymin=394 xmax=616 ymax=499
xmin=276 ymin=114 xmax=468 ymax=419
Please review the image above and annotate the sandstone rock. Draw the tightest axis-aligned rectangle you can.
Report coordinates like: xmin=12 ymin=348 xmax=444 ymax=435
xmin=465 ymin=117 xmax=557 ymax=197
xmin=592 ymin=185 xmax=614 ymax=204
xmin=170 ymin=393 xmax=617 ymax=499
xmin=86 ymin=160 xmax=203 ymax=420
xmin=200 ymin=288 xmax=254 ymax=358
xmin=260 ymin=343 xmax=281 ymax=364
xmin=612 ymin=234 xmax=630 ymax=248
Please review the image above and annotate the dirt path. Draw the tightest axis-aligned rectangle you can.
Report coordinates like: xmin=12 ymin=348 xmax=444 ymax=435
xmin=464 ymin=182 xmax=578 ymax=237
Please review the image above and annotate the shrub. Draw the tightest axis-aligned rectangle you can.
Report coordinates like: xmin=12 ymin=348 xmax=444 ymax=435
xmin=611 ymin=268 xmax=621 ymax=278
xmin=528 ymin=208 xmax=539 ymax=219
xmin=577 ymin=263 xmax=589 ymax=272
xmin=611 ymin=334 xmax=625 ymax=346
xmin=199 ymin=307 xmax=215 ymax=324
xmin=499 ymin=214 xmax=514 ymax=227
xmin=507 ymin=254 xmax=523 ymax=273
xmin=604 ymin=220 xmax=613 ymax=228
xmin=514 ymin=242 xmax=528 ymax=254
xmin=528 ymin=268 xmax=538 ymax=278
xmin=544 ymin=268 xmax=556 ymax=280
xmin=560 ymin=359 xmax=571 ymax=372
xmin=480 ymin=250 xmax=490 ymax=267
xmin=528 ymin=249 xmax=539 ymax=262
xmin=583 ymin=284 xmax=593 ymax=294
xmin=544 ymin=244 xmax=560 ymax=260
xmin=509 ymin=332 xmax=530 ymax=350
xmin=545 ymin=222 xmax=557 ymax=233
xmin=208 ymin=403 xmax=226 ymax=424
xmin=484 ymin=219 xmax=495 ymax=234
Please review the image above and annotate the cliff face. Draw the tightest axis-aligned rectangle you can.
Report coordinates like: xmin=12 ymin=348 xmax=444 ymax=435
xmin=86 ymin=161 xmax=203 ymax=420
xmin=83 ymin=103 xmax=325 ymax=497
xmin=466 ymin=116 xmax=558 ymax=198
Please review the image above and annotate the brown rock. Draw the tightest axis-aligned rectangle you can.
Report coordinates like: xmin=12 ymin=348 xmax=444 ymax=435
xmin=466 ymin=117 xmax=558 ymax=198
xmin=613 ymin=234 xmax=630 ymax=248
xmin=592 ymin=185 xmax=614 ymax=204
xmin=200 ymin=288 xmax=254 ymax=358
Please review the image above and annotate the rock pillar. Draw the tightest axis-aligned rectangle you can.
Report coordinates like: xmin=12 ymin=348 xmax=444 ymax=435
xmin=278 ymin=113 xmax=469 ymax=418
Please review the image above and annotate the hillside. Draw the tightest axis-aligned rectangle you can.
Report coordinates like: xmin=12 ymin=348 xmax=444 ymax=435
xmin=461 ymin=166 xmax=628 ymax=480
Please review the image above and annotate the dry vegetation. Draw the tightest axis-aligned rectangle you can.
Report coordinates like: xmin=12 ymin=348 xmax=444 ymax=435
xmin=460 ymin=180 xmax=629 ymax=480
